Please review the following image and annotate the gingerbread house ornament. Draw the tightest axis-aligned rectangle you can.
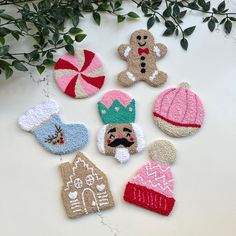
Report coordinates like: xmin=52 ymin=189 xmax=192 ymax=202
xmin=60 ymin=152 xmax=114 ymax=219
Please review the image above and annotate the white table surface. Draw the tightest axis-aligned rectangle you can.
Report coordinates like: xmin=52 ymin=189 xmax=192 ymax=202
xmin=1 ymin=1 xmax=236 ymax=235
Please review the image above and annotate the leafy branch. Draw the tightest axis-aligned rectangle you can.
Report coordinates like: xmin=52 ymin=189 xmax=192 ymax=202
xmin=0 ymin=0 xmax=235 ymax=79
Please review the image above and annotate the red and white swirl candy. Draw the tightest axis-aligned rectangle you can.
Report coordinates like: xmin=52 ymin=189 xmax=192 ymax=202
xmin=54 ymin=49 xmax=105 ymax=98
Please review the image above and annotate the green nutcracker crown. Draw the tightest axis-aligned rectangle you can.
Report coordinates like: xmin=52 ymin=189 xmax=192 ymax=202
xmin=98 ymin=90 xmax=136 ymax=124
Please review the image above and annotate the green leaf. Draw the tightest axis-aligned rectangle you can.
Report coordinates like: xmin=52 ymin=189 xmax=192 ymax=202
xmin=180 ymin=38 xmax=188 ymax=50
xmin=225 ymin=20 xmax=232 ymax=34
xmin=0 ymin=27 xmax=10 ymax=37
xmin=229 ymin=17 xmax=236 ymax=21
xmin=11 ymin=31 xmax=20 ymax=40
xmin=36 ymin=65 xmax=45 ymax=74
xmin=218 ymin=1 xmax=225 ymax=12
xmin=147 ymin=16 xmax=155 ymax=30
xmin=0 ymin=13 xmax=14 ymax=21
xmin=178 ymin=10 xmax=187 ymax=19
xmin=115 ymin=1 xmax=122 ymax=9
xmin=43 ymin=59 xmax=56 ymax=66
xmin=155 ymin=16 xmax=160 ymax=22
xmin=165 ymin=20 xmax=175 ymax=29
xmin=69 ymin=27 xmax=83 ymax=34
xmin=163 ymin=27 xmax=175 ymax=36
xmin=97 ymin=2 xmax=110 ymax=11
xmin=0 ymin=45 xmax=9 ymax=56
xmin=117 ymin=15 xmax=125 ymax=23
xmin=63 ymin=35 xmax=73 ymax=44
xmin=18 ymin=21 xmax=28 ymax=32
xmin=212 ymin=8 xmax=218 ymax=14
xmin=208 ymin=19 xmax=216 ymax=32
xmin=184 ymin=26 xmax=196 ymax=36
xmin=127 ymin=12 xmax=139 ymax=18
xmin=141 ymin=3 xmax=148 ymax=15
xmin=220 ymin=17 xmax=227 ymax=25
xmin=198 ymin=0 xmax=206 ymax=8
xmin=75 ymin=33 xmax=87 ymax=42
xmin=5 ymin=67 xmax=13 ymax=79
xmin=46 ymin=51 xmax=53 ymax=59
xmin=0 ymin=59 xmax=10 ymax=69
xmin=93 ymin=12 xmax=101 ymax=26
xmin=175 ymin=28 xmax=179 ymax=36
xmin=163 ymin=6 xmax=171 ymax=17
xmin=38 ymin=16 xmax=47 ymax=26
xmin=173 ymin=4 xmax=180 ymax=17
xmin=72 ymin=14 xmax=79 ymax=26
xmin=0 ymin=36 xmax=5 ymax=45
xmin=203 ymin=1 xmax=211 ymax=11
xmin=65 ymin=44 xmax=74 ymax=55
xmin=188 ymin=2 xmax=200 ymax=10
xmin=203 ymin=16 xmax=210 ymax=22
xmin=12 ymin=61 xmax=28 ymax=71
xmin=52 ymin=32 xmax=59 ymax=43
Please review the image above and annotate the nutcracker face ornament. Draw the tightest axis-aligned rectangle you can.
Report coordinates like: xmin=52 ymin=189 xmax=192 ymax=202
xmin=97 ymin=90 xmax=145 ymax=164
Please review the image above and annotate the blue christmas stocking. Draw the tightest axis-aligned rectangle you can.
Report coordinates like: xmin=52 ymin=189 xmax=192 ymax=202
xmin=18 ymin=99 xmax=88 ymax=155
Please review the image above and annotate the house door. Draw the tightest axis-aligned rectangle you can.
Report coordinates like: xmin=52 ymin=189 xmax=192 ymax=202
xmin=82 ymin=188 xmax=100 ymax=214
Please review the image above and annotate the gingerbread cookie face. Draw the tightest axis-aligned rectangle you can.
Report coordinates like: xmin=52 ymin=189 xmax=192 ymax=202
xmin=130 ymin=29 xmax=155 ymax=50
xmin=117 ymin=29 xmax=168 ymax=87
xmin=60 ymin=152 xmax=114 ymax=219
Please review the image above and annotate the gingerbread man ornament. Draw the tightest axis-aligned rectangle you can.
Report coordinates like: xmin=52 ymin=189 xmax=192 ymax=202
xmin=118 ymin=29 xmax=168 ymax=87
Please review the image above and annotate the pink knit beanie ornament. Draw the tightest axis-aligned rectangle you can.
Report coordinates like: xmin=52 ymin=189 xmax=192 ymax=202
xmin=153 ymin=82 xmax=205 ymax=137
xmin=124 ymin=140 xmax=176 ymax=216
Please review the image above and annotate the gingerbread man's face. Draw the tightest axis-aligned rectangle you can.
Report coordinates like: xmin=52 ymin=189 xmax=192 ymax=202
xmin=130 ymin=30 xmax=155 ymax=49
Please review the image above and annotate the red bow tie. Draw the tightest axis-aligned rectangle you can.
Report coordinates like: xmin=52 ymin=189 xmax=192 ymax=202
xmin=138 ymin=48 xmax=149 ymax=55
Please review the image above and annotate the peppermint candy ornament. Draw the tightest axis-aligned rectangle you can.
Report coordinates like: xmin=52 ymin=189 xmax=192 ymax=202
xmin=54 ymin=49 xmax=105 ymax=98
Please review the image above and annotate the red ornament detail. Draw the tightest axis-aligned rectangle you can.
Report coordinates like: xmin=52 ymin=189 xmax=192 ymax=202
xmin=65 ymin=74 xmax=78 ymax=97
xmin=107 ymin=139 xmax=111 ymax=144
xmin=124 ymin=182 xmax=175 ymax=216
xmin=153 ymin=112 xmax=201 ymax=128
xmin=81 ymin=50 xmax=95 ymax=72
xmin=55 ymin=58 xmax=79 ymax=71
xmin=80 ymin=73 xmax=105 ymax=89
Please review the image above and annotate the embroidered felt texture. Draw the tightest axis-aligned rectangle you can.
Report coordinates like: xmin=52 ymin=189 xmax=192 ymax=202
xmin=54 ymin=49 xmax=105 ymax=99
xmin=153 ymin=82 xmax=205 ymax=137
xmin=97 ymin=123 xmax=145 ymax=163
xmin=98 ymin=90 xmax=135 ymax=124
xmin=124 ymin=140 xmax=176 ymax=216
xmin=60 ymin=152 xmax=115 ymax=219
xmin=97 ymin=90 xmax=145 ymax=163
xmin=117 ymin=29 xmax=167 ymax=87
xmin=18 ymin=99 xmax=88 ymax=155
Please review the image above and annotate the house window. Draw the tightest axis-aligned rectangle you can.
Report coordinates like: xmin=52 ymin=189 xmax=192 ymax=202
xmin=74 ymin=178 xmax=83 ymax=189
xmin=85 ymin=175 xmax=94 ymax=186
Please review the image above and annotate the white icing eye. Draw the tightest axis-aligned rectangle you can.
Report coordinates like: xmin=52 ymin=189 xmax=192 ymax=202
xmin=114 ymin=107 xmax=120 ymax=112
xmin=74 ymin=178 xmax=83 ymax=189
xmin=101 ymin=110 xmax=106 ymax=114
xmin=85 ymin=175 xmax=95 ymax=186
xmin=68 ymin=191 xmax=78 ymax=200
xmin=128 ymin=107 xmax=132 ymax=112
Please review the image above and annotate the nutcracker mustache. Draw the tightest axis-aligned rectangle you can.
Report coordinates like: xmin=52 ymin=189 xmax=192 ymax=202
xmin=108 ymin=138 xmax=134 ymax=148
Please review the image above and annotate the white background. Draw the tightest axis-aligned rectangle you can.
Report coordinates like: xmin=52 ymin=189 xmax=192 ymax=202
xmin=1 ymin=1 xmax=236 ymax=235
